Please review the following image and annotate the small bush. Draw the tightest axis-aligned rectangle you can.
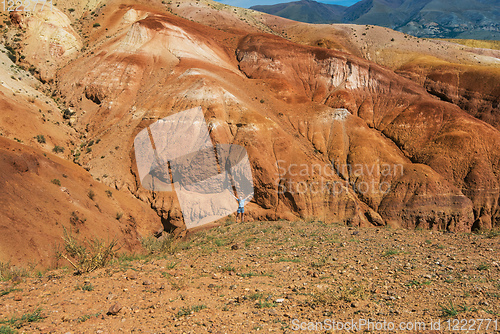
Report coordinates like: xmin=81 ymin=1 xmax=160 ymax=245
xmin=35 ymin=135 xmax=45 ymax=144
xmin=51 ymin=179 xmax=61 ymax=186
xmin=105 ymin=190 xmax=112 ymax=197
xmin=62 ymin=109 xmax=74 ymax=120
xmin=69 ymin=211 xmax=86 ymax=225
xmin=115 ymin=212 xmax=123 ymax=220
xmin=52 ymin=146 xmax=64 ymax=153
xmin=7 ymin=52 xmax=15 ymax=63
xmin=68 ymin=8 xmax=75 ymax=12
xmin=93 ymin=23 xmax=100 ymax=27
xmin=87 ymin=190 xmax=95 ymax=200
xmin=57 ymin=227 xmax=119 ymax=275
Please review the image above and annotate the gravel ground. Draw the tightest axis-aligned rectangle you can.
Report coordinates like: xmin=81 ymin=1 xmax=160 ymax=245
xmin=1 ymin=220 xmax=499 ymax=333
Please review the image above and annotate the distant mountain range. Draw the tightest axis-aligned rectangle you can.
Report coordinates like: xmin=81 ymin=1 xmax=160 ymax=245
xmin=250 ymin=0 xmax=500 ymax=40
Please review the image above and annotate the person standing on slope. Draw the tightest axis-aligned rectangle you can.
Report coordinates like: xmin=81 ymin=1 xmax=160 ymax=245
xmin=231 ymin=191 xmax=253 ymax=223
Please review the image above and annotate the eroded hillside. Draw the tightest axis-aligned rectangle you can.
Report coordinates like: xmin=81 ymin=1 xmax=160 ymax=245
xmin=0 ymin=0 xmax=499 ymax=267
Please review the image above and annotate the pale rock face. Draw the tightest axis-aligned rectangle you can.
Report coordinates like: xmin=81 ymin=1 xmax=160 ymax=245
xmin=122 ymin=8 xmax=144 ymax=24
xmin=11 ymin=5 xmax=82 ymax=80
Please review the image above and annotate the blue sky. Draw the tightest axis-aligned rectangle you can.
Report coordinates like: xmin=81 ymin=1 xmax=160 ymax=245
xmin=215 ymin=0 xmax=361 ymax=9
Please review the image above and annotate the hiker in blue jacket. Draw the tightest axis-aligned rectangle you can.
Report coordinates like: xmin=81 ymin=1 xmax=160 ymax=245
xmin=231 ymin=191 xmax=253 ymax=223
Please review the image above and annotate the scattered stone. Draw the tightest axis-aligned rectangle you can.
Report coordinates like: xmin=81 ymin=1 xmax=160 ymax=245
xmin=231 ymin=244 xmax=239 ymax=250
xmin=275 ymin=298 xmax=285 ymax=303
xmin=142 ymin=280 xmax=153 ymax=286
xmin=107 ymin=303 xmax=123 ymax=316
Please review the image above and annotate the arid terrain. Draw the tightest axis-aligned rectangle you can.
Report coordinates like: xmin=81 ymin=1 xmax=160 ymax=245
xmin=0 ymin=0 xmax=499 ymax=331
xmin=1 ymin=220 xmax=500 ymax=333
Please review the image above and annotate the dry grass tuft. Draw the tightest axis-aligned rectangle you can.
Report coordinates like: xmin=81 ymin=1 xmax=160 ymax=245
xmin=57 ymin=227 xmax=119 ymax=275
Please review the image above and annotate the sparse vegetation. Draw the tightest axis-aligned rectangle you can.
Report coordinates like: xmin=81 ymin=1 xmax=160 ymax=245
xmin=3 ymin=215 xmax=500 ymax=330
xmin=76 ymin=312 xmax=100 ymax=323
xmin=477 ymin=263 xmax=489 ymax=271
xmin=140 ymin=234 xmax=177 ymax=254
xmin=69 ymin=211 xmax=86 ymax=225
xmin=35 ymin=135 xmax=46 ymax=144
xmin=176 ymin=305 xmax=206 ymax=317
xmin=486 ymin=229 xmax=500 ymax=238
xmin=0 ymin=287 xmax=21 ymax=297
xmin=51 ymin=179 xmax=61 ymax=186
xmin=439 ymin=301 xmax=460 ymax=317
xmin=75 ymin=282 xmax=94 ymax=291
xmin=52 ymin=145 xmax=64 ymax=153
xmin=255 ymin=300 xmax=276 ymax=308
xmin=0 ymin=262 xmax=29 ymax=282
xmin=57 ymin=227 xmax=119 ymax=275
xmin=62 ymin=109 xmax=74 ymax=120
xmin=0 ymin=308 xmax=44 ymax=330
xmin=382 ymin=249 xmax=400 ymax=257
xmin=312 ymin=284 xmax=366 ymax=306
xmin=0 ymin=325 xmax=17 ymax=333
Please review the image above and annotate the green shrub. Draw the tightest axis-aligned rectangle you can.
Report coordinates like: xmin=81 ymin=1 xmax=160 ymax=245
xmin=52 ymin=145 xmax=64 ymax=153
xmin=35 ymin=135 xmax=45 ymax=144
